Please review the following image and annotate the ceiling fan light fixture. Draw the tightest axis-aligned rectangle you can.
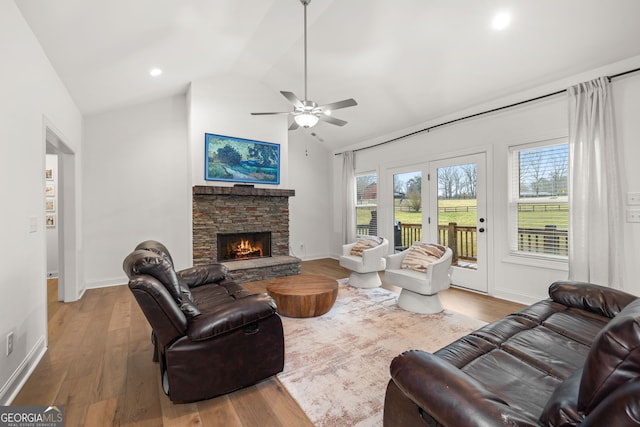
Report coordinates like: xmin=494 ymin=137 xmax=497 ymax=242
xmin=250 ymin=0 xmax=356 ymax=130
xmin=294 ymin=112 xmax=319 ymax=128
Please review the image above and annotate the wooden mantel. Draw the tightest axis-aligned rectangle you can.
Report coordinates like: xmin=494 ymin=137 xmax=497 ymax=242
xmin=193 ymin=185 xmax=295 ymax=197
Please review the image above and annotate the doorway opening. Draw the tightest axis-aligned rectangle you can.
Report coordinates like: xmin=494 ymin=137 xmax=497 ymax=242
xmin=44 ymin=122 xmax=78 ymax=303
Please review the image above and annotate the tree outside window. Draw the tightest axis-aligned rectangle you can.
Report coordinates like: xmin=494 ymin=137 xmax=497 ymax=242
xmin=510 ymin=140 xmax=569 ymax=258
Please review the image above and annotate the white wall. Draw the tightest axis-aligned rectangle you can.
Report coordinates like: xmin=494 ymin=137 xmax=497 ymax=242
xmin=615 ymin=73 xmax=640 ymax=295
xmin=188 ymin=75 xmax=289 ymax=189
xmin=83 ymin=95 xmax=191 ymax=286
xmin=0 ymin=1 xmax=82 ymax=404
xmin=188 ymin=74 xmax=333 ymax=261
xmin=288 ymin=132 xmax=333 ymax=260
xmin=81 ymin=73 xmax=335 ymax=287
xmin=333 ymin=58 xmax=640 ymax=304
xmin=189 ymin=76 xmax=331 ymax=259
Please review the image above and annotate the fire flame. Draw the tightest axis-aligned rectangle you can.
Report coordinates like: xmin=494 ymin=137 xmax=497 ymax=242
xmin=234 ymin=240 xmax=262 ymax=258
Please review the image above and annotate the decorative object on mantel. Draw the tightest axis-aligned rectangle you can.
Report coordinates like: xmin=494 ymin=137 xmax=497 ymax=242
xmin=251 ymin=0 xmax=357 ymax=130
xmin=204 ymin=133 xmax=280 ymax=185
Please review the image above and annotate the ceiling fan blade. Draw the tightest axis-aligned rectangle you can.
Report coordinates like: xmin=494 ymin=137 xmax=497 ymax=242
xmin=319 ymin=98 xmax=357 ymax=112
xmin=288 ymin=120 xmax=300 ymax=131
xmin=319 ymin=114 xmax=347 ymax=126
xmin=251 ymin=111 xmax=290 ymax=115
xmin=280 ymin=91 xmax=304 ymax=109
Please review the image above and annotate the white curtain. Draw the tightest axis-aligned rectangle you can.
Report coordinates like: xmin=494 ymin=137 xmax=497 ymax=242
xmin=342 ymin=151 xmax=357 ymax=244
xmin=568 ymin=76 xmax=625 ymax=289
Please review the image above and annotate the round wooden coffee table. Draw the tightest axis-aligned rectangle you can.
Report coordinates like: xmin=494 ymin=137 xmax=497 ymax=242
xmin=265 ymin=274 xmax=339 ymax=318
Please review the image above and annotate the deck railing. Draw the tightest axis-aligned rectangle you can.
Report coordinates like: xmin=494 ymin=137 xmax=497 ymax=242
xmin=356 ymin=222 xmax=568 ymax=261
xmin=517 ymin=225 xmax=568 ymax=256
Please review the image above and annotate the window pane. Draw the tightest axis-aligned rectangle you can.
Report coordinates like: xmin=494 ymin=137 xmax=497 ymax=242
xmin=356 ymin=173 xmax=377 ymax=236
xmin=393 ymin=172 xmax=422 ymax=251
xmin=517 ymin=203 xmax=568 ymax=255
xmin=518 ymin=145 xmax=569 ymax=199
xmin=437 ymin=164 xmax=478 ymax=269
xmin=511 ymin=142 xmax=569 ymax=258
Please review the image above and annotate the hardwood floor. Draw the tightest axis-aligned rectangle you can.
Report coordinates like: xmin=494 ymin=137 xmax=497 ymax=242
xmin=15 ymin=259 xmax=525 ymax=426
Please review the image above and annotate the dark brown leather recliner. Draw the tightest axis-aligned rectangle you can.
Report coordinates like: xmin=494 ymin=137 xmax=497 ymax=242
xmin=123 ymin=240 xmax=284 ymax=403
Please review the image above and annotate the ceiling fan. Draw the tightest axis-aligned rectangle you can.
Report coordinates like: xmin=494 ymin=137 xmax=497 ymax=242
xmin=251 ymin=0 xmax=357 ymax=130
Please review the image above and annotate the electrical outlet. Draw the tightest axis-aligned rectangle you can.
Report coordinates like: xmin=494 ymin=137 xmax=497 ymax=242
xmin=629 ymin=192 xmax=640 ymax=206
xmin=6 ymin=332 xmax=14 ymax=356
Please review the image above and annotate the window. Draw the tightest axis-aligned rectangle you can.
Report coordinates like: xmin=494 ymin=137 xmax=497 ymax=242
xmin=509 ymin=140 xmax=569 ymax=259
xmin=356 ymin=172 xmax=377 ymax=236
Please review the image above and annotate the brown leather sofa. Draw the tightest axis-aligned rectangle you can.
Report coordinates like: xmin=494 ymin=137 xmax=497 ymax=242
xmin=123 ymin=240 xmax=284 ymax=403
xmin=383 ymin=281 xmax=640 ymax=426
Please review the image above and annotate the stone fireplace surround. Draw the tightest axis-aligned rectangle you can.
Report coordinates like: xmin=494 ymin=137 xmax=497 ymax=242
xmin=192 ymin=185 xmax=301 ymax=282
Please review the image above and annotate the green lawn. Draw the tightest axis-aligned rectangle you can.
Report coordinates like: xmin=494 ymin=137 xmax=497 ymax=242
xmin=395 ymin=199 xmax=476 ymax=226
xmin=359 ymin=199 xmax=567 ymax=230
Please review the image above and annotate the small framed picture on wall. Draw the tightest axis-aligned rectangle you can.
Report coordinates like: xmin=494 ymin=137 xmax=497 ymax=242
xmin=45 ymin=183 xmax=55 ymax=197
xmin=46 ymin=214 xmax=56 ymax=228
xmin=45 ymin=199 xmax=55 ymax=212
xmin=45 ymin=169 xmax=53 ymax=180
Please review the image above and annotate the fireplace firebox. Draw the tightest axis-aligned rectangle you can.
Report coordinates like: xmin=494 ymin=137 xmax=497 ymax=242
xmin=217 ymin=232 xmax=272 ymax=262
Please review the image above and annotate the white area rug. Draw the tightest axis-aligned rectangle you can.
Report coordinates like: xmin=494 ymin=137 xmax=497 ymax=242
xmin=277 ymin=280 xmax=487 ymax=426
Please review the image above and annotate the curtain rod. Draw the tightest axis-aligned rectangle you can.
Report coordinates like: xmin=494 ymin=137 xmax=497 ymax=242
xmin=334 ymin=66 xmax=640 ymax=156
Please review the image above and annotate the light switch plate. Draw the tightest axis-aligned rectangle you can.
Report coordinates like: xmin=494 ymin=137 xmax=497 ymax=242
xmin=6 ymin=332 xmax=14 ymax=356
xmin=627 ymin=208 xmax=640 ymax=223
xmin=628 ymin=192 xmax=640 ymax=205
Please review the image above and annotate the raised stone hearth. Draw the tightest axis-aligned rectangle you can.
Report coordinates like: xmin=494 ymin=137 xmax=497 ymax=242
xmin=192 ymin=185 xmax=301 ymax=283
xmin=223 ymin=255 xmax=300 ymax=283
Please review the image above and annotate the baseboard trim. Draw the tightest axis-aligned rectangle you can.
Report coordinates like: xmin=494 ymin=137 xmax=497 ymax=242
xmin=0 ymin=336 xmax=47 ymax=405
xmin=85 ymin=277 xmax=127 ymax=290
xmin=493 ymin=288 xmax=541 ymax=306
xmin=298 ymin=253 xmax=334 ymax=262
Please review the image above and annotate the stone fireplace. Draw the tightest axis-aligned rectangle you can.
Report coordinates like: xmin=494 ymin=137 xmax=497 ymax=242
xmin=192 ymin=185 xmax=300 ymax=282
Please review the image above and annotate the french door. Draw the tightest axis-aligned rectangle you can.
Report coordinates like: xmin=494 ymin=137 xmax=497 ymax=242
xmin=428 ymin=153 xmax=487 ymax=293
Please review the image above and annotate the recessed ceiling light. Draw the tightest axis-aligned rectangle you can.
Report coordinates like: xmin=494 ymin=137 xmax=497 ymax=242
xmin=492 ymin=12 xmax=511 ymax=30
xmin=149 ymin=68 xmax=163 ymax=77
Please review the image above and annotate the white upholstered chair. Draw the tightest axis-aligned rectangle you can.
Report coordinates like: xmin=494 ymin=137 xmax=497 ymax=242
xmin=339 ymin=237 xmax=389 ymax=288
xmin=384 ymin=244 xmax=453 ymax=314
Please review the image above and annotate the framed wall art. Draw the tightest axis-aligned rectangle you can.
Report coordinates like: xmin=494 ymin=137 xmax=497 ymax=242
xmin=204 ymin=133 xmax=280 ymax=185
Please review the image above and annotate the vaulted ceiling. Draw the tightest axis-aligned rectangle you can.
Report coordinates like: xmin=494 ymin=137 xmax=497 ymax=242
xmin=16 ymin=0 xmax=640 ymax=151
